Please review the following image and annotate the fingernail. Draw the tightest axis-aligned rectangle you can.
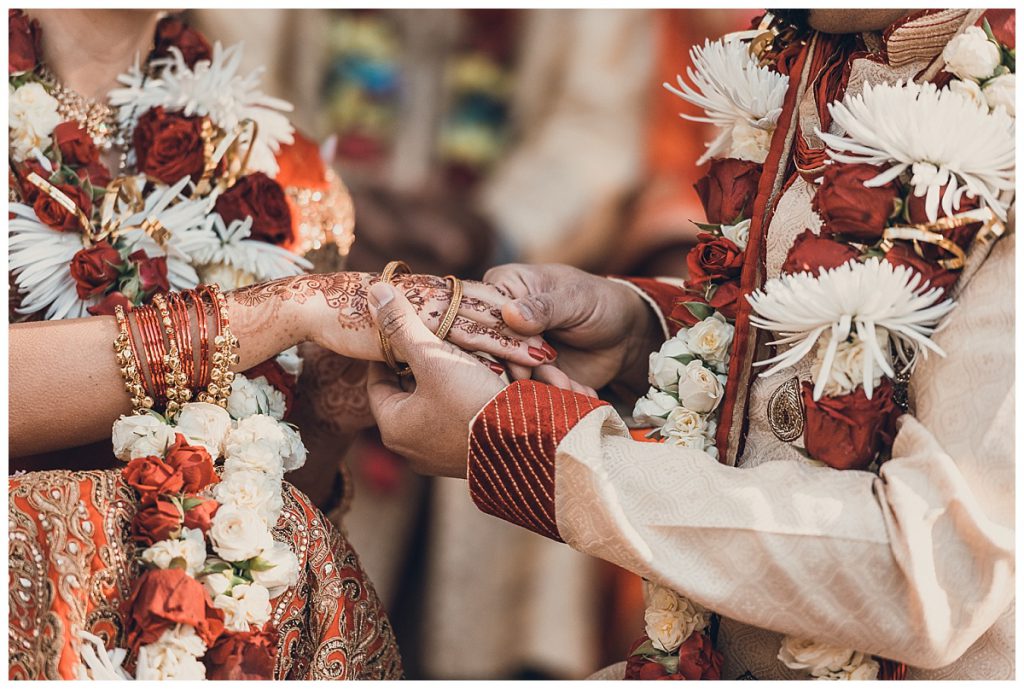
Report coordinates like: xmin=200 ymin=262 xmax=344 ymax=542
xmin=515 ymin=301 xmax=535 ymax=322
xmin=541 ymin=343 xmax=557 ymax=360
xmin=488 ymin=362 xmax=505 ymax=375
xmin=369 ymin=282 xmax=395 ymax=308
xmin=528 ymin=346 xmax=546 ymax=362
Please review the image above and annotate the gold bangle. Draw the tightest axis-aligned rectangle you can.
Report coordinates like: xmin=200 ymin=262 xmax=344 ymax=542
xmin=377 ymin=260 xmax=413 ymax=376
xmin=151 ymin=293 xmax=191 ymax=418
xmin=434 ymin=276 xmax=463 ymax=342
xmin=113 ymin=305 xmax=154 ymax=416
xmin=880 ymin=226 xmax=967 ymax=271
xmin=197 ymin=284 xmax=239 ymax=409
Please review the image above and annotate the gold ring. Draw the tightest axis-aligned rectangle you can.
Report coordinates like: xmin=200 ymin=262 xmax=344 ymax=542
xmin=377 ymin=260 xmax=413 ymax=376
xmin=434 ymin=276 xmax=463 ymax=342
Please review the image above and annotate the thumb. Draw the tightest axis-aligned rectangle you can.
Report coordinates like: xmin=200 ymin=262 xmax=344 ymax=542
xmin=366 ymin=362 xmax=409 ymax=421
xmin=501 ymin=290 xmax=582 ymax=336
xmin=368 ymin=281 xmax=435 ymax=370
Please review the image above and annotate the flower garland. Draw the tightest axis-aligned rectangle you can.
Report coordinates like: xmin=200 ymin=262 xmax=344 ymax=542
xmin=8 ymin=11 xmax=309 ymax=322
xmin=629 ymin=17 xmax=1014 ymax=681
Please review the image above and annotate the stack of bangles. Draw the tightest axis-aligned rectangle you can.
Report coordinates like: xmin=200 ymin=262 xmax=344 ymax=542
xmin=377 ymin=260 xmax=463 ymax=377
xmin=113 ymin=284 xmax=240 ymax=418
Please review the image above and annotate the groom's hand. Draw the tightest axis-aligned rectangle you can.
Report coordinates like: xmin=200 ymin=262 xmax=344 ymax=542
xmin=365 ymin=282 xmax=505 ymax=478
xmin=484 ymin=263 xmax=662 ymax=391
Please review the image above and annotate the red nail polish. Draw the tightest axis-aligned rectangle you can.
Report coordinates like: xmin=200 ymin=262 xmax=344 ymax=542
xmin=541 ymin=343 xmax=557 ymax=360
xmin=528 ymin=346 xmax=546 ymax=361
xmin=488 ymin=363 xmax=505 ymax=374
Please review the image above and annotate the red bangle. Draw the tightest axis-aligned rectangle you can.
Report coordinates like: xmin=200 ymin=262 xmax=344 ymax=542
xmin=169 ymin=292 xmax=194 ymax=389
xmin=137 ymin=305 xmax=168 ymax=406
xmin=188 ymin=289 xmax=211 ymax=390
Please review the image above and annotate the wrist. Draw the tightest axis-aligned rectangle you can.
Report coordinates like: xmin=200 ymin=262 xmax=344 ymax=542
xmin=618 ymin=287 xmax=663 ymax=393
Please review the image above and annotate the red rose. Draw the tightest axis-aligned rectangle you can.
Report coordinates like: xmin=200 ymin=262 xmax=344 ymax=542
xmin=16 ymin=160 xmax=52 ymax=204
xmin=133 ymin=107 xmax=206 ymax=185
xmin=87 ymin=291 xmax=133 ymax=316
xmin=802 ymin=380 xmax=898 ymax=471
xmin=812 ymin=163 xmax=899 ymax=241
xmin=9 ymin=10 xmax=41 ymax=75
xmin=54 ymin=121 xmax=99 ymax=167
xmin=164 ymin=434 xmax=219 ymax=493
xmin=781 ymin=229 xmax=861 ymax=276
xmin=182 ymin=498 xmax=220 ymax=533
xmin=123 ymin=454 xmax=185 ymax=501
xmin=69 ymin=241 xmax=123 ymax=299
xmin=884 ymin=243 xmax=957 ymax=297
xmin=676 ymin=632 xmax=723 ymax=680
xmin=245 ymin=358 xmax=298 ymax=417
xmin=129 ymin=249 xmax=170 ymax=294
xmin=133 ymin=498 xmax=183 ymax=546
xmin=905 ymin=185 xmax=982 ymax=255
xmin=204 ymin=630 xmax=279 ymax=680
xmin=33 ymin=182 xmax=92 ymax=232
xmin=625 ymin=637 xmax=666 ymax=680
xmin=152 ymin=16 xmax=213 ymax=68
xmin=214 ymin=172 xmax=295 ymax=246
xmin=694 ymin=157 xmax=762 ymax=225
xmin=686 ymin=233 xmax=744 ymax=289
xmin=708 ymin=280 xmax=743 ymax=320
xmin=122 ymin=568 xmax=224 ymax=654
xmin=78 ymin=160 xmax=111 ymax=190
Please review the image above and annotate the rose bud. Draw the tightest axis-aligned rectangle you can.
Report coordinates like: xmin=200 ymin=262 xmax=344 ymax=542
xmin=801 ymin=380 xmax=898 ymax=471
xmin=16 ymin=159 xmax=52 ymax=204
xmin=87 ymin=291 xmax=134 ymax=317
xmin=129 ymin=249 xmax=170 ymax=294
xmin=122 ymin=568 xmax=224 ymax=654
xmin=54 ymin=121 xmax=99 ymax=167
xmin=164 ymin=434 xmax=219 ymax=493
xmin=152 ymin=16 xmax=213 ymax=67
xmin=707 ymin=280 xmax=743 ymax=320
xmin=133 ymin=107 xmax=206 ymax=185
xmin=123 ymin=454 xmax=185 ymax=501
xmin=33 ymin=182 xmax=92 ymax=232
xmin=781 ymin=229 xmax=861 ymax=276
xmin=70 ymin=241 xmax=123 ymax=299
xmin=685 ymin=233 xmax=744 ymax=289
xmin=182 ymin=498 xmax=220 ymax=534
xmin=9 ymin=10 xmax=42 ymax=75
xmin=132 ymin=499 xmax=184 ymax=546
xmin=214 ymin=172 xmax=295 ymax=246
xmin=812 ymin=163 xmax=899 ymax=241
xmin=884 ymin=243 xmax=957 ymax=297
xmin=204 ymin=630 xmax=279 ymax=680
xmin=694 ymin=157 xmax=762 ymax=225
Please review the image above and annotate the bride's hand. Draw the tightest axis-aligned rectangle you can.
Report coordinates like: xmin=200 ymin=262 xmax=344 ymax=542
xmin=228 ymin=271 xmax=556 ymax=367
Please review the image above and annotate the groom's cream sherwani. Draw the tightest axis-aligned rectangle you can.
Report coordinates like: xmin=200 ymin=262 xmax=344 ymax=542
xmin=465 ymin=9 xmax=1015 ymax=680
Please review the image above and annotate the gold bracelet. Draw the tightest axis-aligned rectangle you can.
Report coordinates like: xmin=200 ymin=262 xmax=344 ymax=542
xmin=196 ymin=284 xmax=239 ymax=408
xmin=113 ymin=305 xmax=154 ymax=416
xmin=434 ymin=275 xmax=463 ymax=342
xmin=880 ymin=226 xmax=967 ymax=271
xmin=377 ymin=260 xmax=413 ymax=376
xmin=151 ymin=293 xmax=191 ymax=418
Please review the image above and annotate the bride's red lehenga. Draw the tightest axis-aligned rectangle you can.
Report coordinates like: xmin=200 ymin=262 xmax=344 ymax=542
xmin=7 ymin=12 xmax=401 ymax=680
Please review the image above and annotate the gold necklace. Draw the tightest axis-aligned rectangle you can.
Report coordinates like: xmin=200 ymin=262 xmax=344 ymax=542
xmin=40 ymin=66 xmax=124 ymax=152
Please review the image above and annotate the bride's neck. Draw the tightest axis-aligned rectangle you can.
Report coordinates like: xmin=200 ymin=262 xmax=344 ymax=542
xmin=33 ymin=9 xmax=162 ymax=101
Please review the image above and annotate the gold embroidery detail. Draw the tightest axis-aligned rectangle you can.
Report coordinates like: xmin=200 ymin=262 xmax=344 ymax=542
xmin=767 ymin=377 xmax=805 ymax=443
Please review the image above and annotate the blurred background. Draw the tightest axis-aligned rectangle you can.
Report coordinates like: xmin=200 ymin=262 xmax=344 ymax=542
xmin=191 ymin=8 xmax=758 ymax=679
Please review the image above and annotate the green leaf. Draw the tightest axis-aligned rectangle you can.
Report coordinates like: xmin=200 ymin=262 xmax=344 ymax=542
xmin=691 ymin=220 xmax=722 ymax=233
xmin=248 ymin=556 xmax=277 ymax=573
xmin=982 ymin=18 xmax=997 ymax=43
xmin=683 ymin=302 xmax=714 ymax=322
xmin=181 ymin=496 xmax=206 ymax=512
xmin=629 ymin=640 xmax=660 ymax=658
xmin=673 ymin=353 xmax=696 ymax=366
xmin=202 ymin=561 xmax=232 ymax=574
xmin=658 ymin=654 xmax=680 ymax=674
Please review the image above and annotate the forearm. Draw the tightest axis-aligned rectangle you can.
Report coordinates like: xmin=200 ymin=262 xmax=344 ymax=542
xmin=607 ymin=276 xmax=680 ymax=395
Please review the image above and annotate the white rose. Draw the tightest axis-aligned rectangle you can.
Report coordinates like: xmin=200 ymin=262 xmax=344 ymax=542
xmin=811 ymin=332 xmax=887 ymax=398
xmin=135 ymin=624 xmax=207 ymax=680
xmin=838 ymin=655 xmax=880 ymax=680
xmin=686 ymin=314 xmax=734 ymax=370
xmin=983 ymin=73 xmax=1015 ymax=116
xmin=214 ymin=468 xmax=284 ymax=525
xmin=665 ymin=430 xmax=708 ymax=452
xmin=720 ymin=218 xmax=751 ymax=251
xmin=215 ymin=583 xmax=272 ymax=633
xmin=208 ymin=505 xmax=275 ymax=562
xmin=648 ymin=350 xmax=687 ymax=391
xmin=9 ymin=82 xmax=60 ymax=161
xmin=141 ymin=528 xmax=207 ymax=576
xmin=197 ymin=263 xmax=256 ymax=291
xmin=643 ymin=581 xmax=680 ymax=612
xmin=201 ymin=570 xmax=234 ymax=599
xmin=250 ymin=540 xmax=300 ymax=597
xmin=275 ymin=346 xmax=303 ymax=379
xmin=111 ymin=414 xmax=176 ymax=462
xmin=949 ymin=77 xmax=986 ymax=107
xmin=279 ymin=423 xmax=308 ymax=472
xmin=662 ymin=407 xmax=708 ymax=440
xmin=174 ymin=402 xmax=232 ymax=459
xmin=225 ymin=414 xmax=288 ymax=469
xmin=632 ymin=389 xmax=679 ymax=424
xmin=777 ymin=636 xmax=859 ymax=676
xmin=226 ymin=375 xmax=287 ymax=421
xmin=942 ymin=25 xmax=1000 ymax=80
xmin=677 ymin=360 xmax=724 ymax=413
xmin=644 ymin=609 xmax=687 ymax=652
xmin=728 ymin=120 xmax=773 ymax=164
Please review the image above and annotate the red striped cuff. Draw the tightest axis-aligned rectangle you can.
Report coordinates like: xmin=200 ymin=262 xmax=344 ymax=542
xmin=468 ymin=380 xmax=609 ymax=541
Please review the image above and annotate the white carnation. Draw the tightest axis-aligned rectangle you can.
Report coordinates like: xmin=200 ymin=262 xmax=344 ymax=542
xmin=214 ymin=468 xmax=284 ymax=526
xmin=728 ymin=120 xmax=773 ymax=164
xmin=250 ymin=540 xmax=300 ymax=597
xmin=9 ymin=82 xmax=61 ymax=162
xmin=141 ymin=528 xmax=207 ymax=576
xmin=201 ymin=570 xmax=235 ymax=599
xmin=983 ymin=73 xmax=1015 ymax=116
xmin=686 ymin=314 xmax=734 ymax=371
xmin=111 ymin=414 xmax=177 ymax=462
xmin=720 ymin=218 xmax=751 ymax=251
xmin=778 ymin=636 xmax=870 ymax=678
xmin=942 ymin=26 xmax=1001 ymax=81
xmin=227 ymin=375 xmax=287 ymax=421
xmin=275 ymin=347 xmax=303 ymax=379
xmin=208 ymin=504 xmax=275 ymax=562
xmin=215 ymin=583 xmax=272 ymax=633
xmin=173 ymin=402 xmax=232 ymax=459
xmin=633 ymin=388 xmax=679 ymax=425
xmin=225 ymin=414 xmax=288 ymax=471
xmin=135 ymin=624 xmax=207 ymax=680
xmin=278 ymin=423 xmax=308 ymax=472
xmin=677 ymin=360 xmax=724 ymax=413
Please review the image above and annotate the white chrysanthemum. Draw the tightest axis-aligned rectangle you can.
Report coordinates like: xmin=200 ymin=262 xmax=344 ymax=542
xmin=8 ymin=204 xmax=93 ymax=320
xmin=76 ymin=631 xmax=132 ymax=680
xmin=747 ymin=259 xmax=955 ymax=400
xmin=818 ymin=81 xmax=1015 ymax=222
xmin=664 ymin=37 xmax=788 ymax=164
xmin=110 ymin=42 xmax=294 ymax=176
xmin=176 ymin=213 xmax=310 ymax=284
